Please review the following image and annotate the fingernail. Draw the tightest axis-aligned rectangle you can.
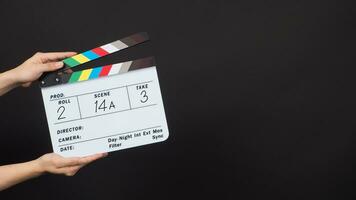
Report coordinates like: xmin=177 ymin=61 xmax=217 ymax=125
xmin=55 ymin=62 xmax=63 ymax=68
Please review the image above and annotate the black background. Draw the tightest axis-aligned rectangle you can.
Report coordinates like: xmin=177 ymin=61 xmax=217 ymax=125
xmin=0 ymin=0 xmax=355 ymax=199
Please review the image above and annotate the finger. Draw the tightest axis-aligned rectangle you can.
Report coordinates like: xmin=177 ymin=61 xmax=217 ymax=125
xmin=56 ymin=156 xmax=83 ymax=168
xmin=80 ymin=154 xmax=105 ymax=164
xmin=57 ymin=153 xmax=107 ymax=168
xmin=79 ymin=153 xmax=108 ymax=164
xmin=58 ymin=166 xmax=81 ymax=176
xmin=38 ymin=62 xmax=64 ymax=72
xmin=67 ymin=166 xmax=81 ymax=176
xmin=64 ymin=68 xmax=73 ymax=74
xmin=39 ymin=52 xmax=77 ymax=62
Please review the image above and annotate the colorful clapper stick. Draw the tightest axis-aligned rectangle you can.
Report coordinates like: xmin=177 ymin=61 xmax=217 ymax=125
xmin=39 ymin=32 xmax=152 ymax=88
xmin=65 ymin=57 xmax=154 ymax=84
xmin=63 ymin=32 xmax=149 ymax=68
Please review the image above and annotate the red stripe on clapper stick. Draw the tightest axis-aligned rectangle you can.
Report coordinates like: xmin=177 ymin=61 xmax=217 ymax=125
xmin=92 ymin=47 xmax=109 ymax=56
xmin=99 ymin=65 xmax=112 ymax=77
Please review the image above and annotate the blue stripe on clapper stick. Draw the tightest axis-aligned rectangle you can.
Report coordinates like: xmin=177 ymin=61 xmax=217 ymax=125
xmin=89 ymin=66 xmax=103 ymax=79
xmin=82 ymin=50 xmax=99 ymax=60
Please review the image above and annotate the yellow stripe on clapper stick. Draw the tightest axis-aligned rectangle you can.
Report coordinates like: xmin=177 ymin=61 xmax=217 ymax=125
xmin=72 ymin=54 xmax=90 ymax=63
xmin=78 ymin=68 xmax=93 ymax=81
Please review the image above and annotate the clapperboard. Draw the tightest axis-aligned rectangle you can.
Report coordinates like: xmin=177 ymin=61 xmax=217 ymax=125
xmin=39 ymin=32 xmax=169 ymax=157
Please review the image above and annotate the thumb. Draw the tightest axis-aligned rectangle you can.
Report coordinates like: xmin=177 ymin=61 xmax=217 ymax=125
xmin=39 ymin=62 xmax=63 ymax=72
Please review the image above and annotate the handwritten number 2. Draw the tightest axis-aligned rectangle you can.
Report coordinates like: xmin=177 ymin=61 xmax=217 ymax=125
xmin=57 ymin=106 xmax=66 ymax=120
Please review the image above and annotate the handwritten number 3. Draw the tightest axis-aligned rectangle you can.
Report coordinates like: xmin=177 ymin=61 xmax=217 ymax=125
xmin=140 ymin=90 xmax=148 ymax=103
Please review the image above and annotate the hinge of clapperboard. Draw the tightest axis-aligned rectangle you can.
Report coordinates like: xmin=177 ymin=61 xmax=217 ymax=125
xmin=39 ymin=32 xmax=155 ymax=88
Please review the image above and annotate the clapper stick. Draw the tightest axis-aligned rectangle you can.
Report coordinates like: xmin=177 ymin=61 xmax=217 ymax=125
xmin=60 ymin=56 xmax=155 ymax=85
xmin=39 ymin=32 xmax=150 ymax=87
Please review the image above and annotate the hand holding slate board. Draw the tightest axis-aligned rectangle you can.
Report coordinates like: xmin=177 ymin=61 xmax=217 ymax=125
xmin=40 ymin=33 xmax=169 ymax=157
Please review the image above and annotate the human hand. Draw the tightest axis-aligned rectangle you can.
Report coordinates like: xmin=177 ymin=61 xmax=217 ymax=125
xmin=9 ymin=52 xmax=76 ymax=87
xmin=34 ymin=152 xmax=108 ymax=176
